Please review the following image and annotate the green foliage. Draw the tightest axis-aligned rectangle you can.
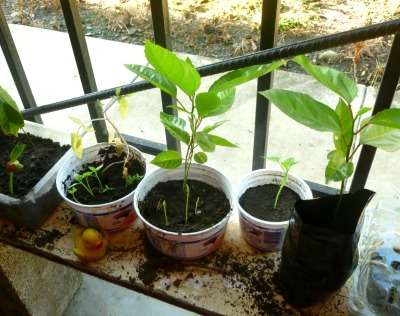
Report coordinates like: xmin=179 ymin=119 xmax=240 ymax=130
xmin=125 ymin=40 xmax=283 ymax=183
xmin=0 ymin=86 xmax=24 ymax=137
xmin=6 ymin=143 xmax=26 ymax=195
xmin=125 ymin=41 xmax=282 ymax=221
xmin=126 ymin=40 xmax=283 ymax=223
xmin=260 ymin=55 xmax=400 ymax=225
xmin=265 ymin=156 xmax=298 ymax=209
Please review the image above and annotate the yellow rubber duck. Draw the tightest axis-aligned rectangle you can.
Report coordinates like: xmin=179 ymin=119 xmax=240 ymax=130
xmin=73 ymin=227 xmax=109 ymax=261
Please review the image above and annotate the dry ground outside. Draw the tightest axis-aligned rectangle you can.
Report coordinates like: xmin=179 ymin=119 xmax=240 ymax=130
xmin=2 ymin=0 xmax=400 ymax=86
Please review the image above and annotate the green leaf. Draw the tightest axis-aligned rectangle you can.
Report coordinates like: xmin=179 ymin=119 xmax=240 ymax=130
xmin=360 ymin=124 xmax=400 ymax=152
xmin=143 ymin=40 xmax=201 ymax=97
xmin=260 ymin=89 xmax=342 ymax=133
xmin=68 ymin=116 xmax=82 ymax=124
xmin=10 ymin=143 xmax=26 ymax=163
xmin=194 ymin=152 xmax=208 ymax=164
xmin=368 ymin=108 xmax=400 ymax=129
xmin=124 ymin=64 xmax=177 ymax=97
xmin=71 ymin=133 xmax=83 ymax=158
xmin=0 ymin=86 xmax=24 ymax=136
xmin=209 ymin=134 xmax=238 ymax=147
xmin=194 ymin=132 xmax=215 ymax=152
xmin=281 ymin=157 xmax=299 ymax=171
xmin=209 ymin=62 xmax=284 ymax=92
xmin=202 ymin=120 xmax=229 ymax=133
xmin=160 ymin=112 xmax=190 ymax=145
xmin=151 ymin=150 xmax=182 ymax=169
xmin=293 ymin=55 xmax=358 ymax=103
xmin=325 ymin=150 xmax=354 ymax=183
xmin=334 ymin=99 xmax=353 ymax=154
xmin=196 ymin=89 xmax=236 ymax=118
xmin=356 ymin=107 xmax=372 ymax=119
xmin=117 ymin=96 xmax=130 ymax=119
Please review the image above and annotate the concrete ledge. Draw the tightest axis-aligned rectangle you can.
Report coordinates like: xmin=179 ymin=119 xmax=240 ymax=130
xmin=0 ymin=242 xmax=82 ymax=316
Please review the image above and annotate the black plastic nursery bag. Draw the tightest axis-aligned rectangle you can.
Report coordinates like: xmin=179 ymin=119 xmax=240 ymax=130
xmin=279 ymin=189 xmax=375 ymax=306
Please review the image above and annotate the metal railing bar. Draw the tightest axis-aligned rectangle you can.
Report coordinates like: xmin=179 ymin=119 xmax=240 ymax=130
xmin=252 ymin=0 xmax=280 ymax=170
xmin=21 ymin=18 xmax=400 ymax=120
xmin=350 ymin=32 xmax=400 ymax=192
xmin=149 ymin=0 xmax=180 ymax=152
xmin=0 ymin=4 xmax=42 ymax=124
xmin=60 ymin=0 xmax=107 ymax=143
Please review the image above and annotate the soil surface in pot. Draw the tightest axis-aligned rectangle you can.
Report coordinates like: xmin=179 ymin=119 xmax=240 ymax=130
xmin=239 ymin=184 xmax=300 ymax=222
xmin=65 ymin=146 xmax=145 ymax=205
xmin=139 ymin=179 xmax=231 ymax=233
xmin=0 ymin=132 xmax=70 ymax=198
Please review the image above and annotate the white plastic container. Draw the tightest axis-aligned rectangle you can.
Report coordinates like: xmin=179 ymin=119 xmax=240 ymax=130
xmin=56 ymin=142 xmax=146 ymax=232
xmin=0 ymin=121 xmax=71 ymax=228
xmin=236 ymin=169 xmax=313 ymax=251
xmin=133 ymin=164 xmax=234 ymax=260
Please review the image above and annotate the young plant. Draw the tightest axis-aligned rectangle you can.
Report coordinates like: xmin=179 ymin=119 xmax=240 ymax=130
xmin=6 ymin=143 xmax=26 ymax=195
xmin=260 ymin=55 xmax=400 ymax=227
xmin=265 ymin=156 xmax=299 ymax=209
xmin=126 ymin=40 xmax=284 ymax=221
xmin=69 ymin=88 xmax=135 ymax=185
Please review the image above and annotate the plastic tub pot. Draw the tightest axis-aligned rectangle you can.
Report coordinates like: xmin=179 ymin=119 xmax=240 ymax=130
xmin=0 ymin=121 xmax=71 ymax=228
xmin=56 ymin=143 xmax=146 ymax=232
xmin=236 ymin=169 xmax=313 ymax=251
xmin=134 ymin=164 xmax=234 ymax=260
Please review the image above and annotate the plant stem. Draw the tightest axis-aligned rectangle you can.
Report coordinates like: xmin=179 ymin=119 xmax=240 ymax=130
xmin=333 ymin=180 xmax=345 ymax=229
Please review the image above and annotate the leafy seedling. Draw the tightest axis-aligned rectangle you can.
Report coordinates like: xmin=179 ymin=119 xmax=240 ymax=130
xmin=126 ymin=40 xmax=284 ymax=223
xmin=6 ymin=143 xmax=26 ymax=195
xmin=260 ymin=55 xmax=400 ymax=227
xmin=264 ymin=156 xmax=299 ymax=209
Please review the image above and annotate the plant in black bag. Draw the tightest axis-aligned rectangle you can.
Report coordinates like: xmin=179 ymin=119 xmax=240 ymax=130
xmin=260 ymin=55 xmax=400 ymax=305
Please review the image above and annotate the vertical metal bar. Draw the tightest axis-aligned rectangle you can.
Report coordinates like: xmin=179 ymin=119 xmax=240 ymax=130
xmin=0 ymin=4 xmax=42 ymax=124
xmin=350 ymin=32 xmax=400 ymax=192
xmin=252 ymin=0 xmax=281 ymax=170
xmin=149 ymin=0 xmax=180 ymax=152
xmin=60 ymin=0 xmax=107 ymax=142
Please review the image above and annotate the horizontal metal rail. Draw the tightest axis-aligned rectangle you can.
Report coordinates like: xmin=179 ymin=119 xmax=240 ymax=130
xmin=20 ymin=18 xmax=400 ymax=119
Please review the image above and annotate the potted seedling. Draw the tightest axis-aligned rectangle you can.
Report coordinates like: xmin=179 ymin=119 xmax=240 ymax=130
xmin=260 ymin=55 xmax=400 ymax=305
xmin=56 ymin=89 xmax=146 ymax=232
xmin=130 ymin=40 xmax=284 ymax=259
xmin=0 ymin=86 xmax=71 ymax=227
xmin=236 ymin=157 xmax=312 ymax=251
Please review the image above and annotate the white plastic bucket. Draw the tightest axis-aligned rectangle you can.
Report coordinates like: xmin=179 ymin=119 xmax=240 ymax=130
xmin=134 ymin=164 xmax=234 ymax=260
xmin=236 ymin=169 xmax=312 ymax=251
xmin=56 ymin=143 xmax=146 ymax=232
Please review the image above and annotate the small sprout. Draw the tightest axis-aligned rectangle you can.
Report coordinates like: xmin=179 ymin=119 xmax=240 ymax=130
xmin=67 ymin=186 xmax=80 ymax=204
xmin=195 ymin=196 xmax=201 ymax=215
xmin=88 ymin=164 xmax=103 ymax=189
xmin=163 ymin=200 xmax=169 ymax=226
xmin=6 ymin=143 xmax=26 ymax=195
xmin=99 ymin=184 xmax=115 ymax=194
xmin=125 ymin=173 xmax=144 ymax=188
xmin=72 ymin=172 xmax=94 ymax=197
xmin=264 ymin=156 xmax=299 ymax=209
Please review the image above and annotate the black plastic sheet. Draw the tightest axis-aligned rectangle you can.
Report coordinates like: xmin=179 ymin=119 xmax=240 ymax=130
xmin=279 ymin=189 xmax=375 ymax=306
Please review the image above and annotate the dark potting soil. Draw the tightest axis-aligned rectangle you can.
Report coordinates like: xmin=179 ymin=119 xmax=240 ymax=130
xmin=239 ymin=184 xmax=300 ymax=222
xmin=0 ymin=132 xmax=70 ymax=198
xmin=139 ymin=179 xmax=231 ymax=233
xmin=65 ymin=145 xmax=146 ymax=205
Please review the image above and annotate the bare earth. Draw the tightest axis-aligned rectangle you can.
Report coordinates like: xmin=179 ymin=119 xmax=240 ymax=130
xmin=2 ymin=0 xmax=399 ymax=86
